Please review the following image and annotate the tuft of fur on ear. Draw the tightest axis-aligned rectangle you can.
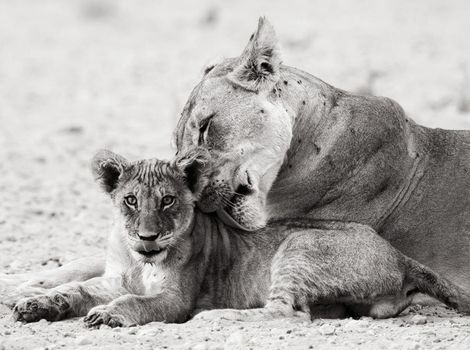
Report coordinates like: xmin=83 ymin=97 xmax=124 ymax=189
xmin=175 ymin=148 xmax=211 ymax=196
xmin=91 ymin=150 xmax=129 ymax=194
xmin=228 ymin=17 xmax=281 ymax=92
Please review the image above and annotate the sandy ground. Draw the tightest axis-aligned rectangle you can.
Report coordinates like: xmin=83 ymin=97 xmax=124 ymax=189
xmin=0 ymin=0 xmax=470 ymax=349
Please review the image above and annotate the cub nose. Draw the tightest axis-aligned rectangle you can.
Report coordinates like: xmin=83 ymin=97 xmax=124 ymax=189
xmin=137 ymin=232 xmax=159 ymax=241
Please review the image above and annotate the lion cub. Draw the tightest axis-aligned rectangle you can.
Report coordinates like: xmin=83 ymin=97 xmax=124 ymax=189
xmin=13 ymin=150 xmax=470 ymax=326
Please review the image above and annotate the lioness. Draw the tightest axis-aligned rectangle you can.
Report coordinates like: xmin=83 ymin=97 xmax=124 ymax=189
xmin=176 ymin=18 xmax=470 ymax=291
xmin=12 ymin=150 xmax=470 ymax=326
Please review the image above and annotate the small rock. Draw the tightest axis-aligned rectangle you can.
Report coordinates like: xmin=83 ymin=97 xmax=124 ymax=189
xmin=343 ymin=319 xmax=370 ymax=331
xmin=392 ymin=318 xmax=405 ymax=325
xmin=75 ymin=336 xmax=92 ymax=345
xmin=407 ymin=315 xmax=427 ymax=325
xmin=405 ymin=342 xmax=421 ymax=350
xmin=37 ymin=319 xmax=49 ymax=326
xmin=127 ymin=327 xmax=137 ymax=335
xmin=61 ymin=126 xmax=84 ymax=134
xmin=318 ymin=324 xmax=335 ymax=335
xmin=137 ymin=329 xmax=157 ymax=337
xmin=224 ymin=331 xmax=247 ymax=350
xmin=192 ymin=344 xmax=209 ymax=350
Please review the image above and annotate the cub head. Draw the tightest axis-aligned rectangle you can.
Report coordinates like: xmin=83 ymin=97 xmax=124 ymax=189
xmin=91 ymin=149 xmax=209 ymax=263
xmin=175 ymin=17 xmax=292 ymax=231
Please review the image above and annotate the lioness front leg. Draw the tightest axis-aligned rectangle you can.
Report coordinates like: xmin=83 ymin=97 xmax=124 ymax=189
xmin=84 ymin=293 xmax=192 ymax=327
xmin=13 ymin=276 xmax=125 ymax=322
xmin=193 ymin=301 xmax=312 ymax=323
xmin=1 ymin=255 xmax=105 ymax=308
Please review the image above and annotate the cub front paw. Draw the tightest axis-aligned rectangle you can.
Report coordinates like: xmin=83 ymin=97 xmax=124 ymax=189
xmin=13 ymin=294 xmax=69 ymax=322
xmin=84 ymin=306 xmax=134 ymax=328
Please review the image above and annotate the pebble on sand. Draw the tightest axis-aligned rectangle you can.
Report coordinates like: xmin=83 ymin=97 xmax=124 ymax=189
xmin=224 ymin=331 xmax=247 ymax=349
xmin=407 ymin=315 xmax=427 ymax=325
xmin=318 ymin=324 xmax=336 ymax=335
xmin=127 ymin=327 xmax=138 ymax=335
xmin=75 ymin=335 xmax=93 ymax=345
xmin=343 ymin=319 xmax=370 ymax=331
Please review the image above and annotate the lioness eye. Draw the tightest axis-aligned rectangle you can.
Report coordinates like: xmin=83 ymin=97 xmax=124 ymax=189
xmin=198 ymin=116 xmax=213 ymax=145
xmin=161 ymin=195 xmax=175 ymax=208
xmin=124 ymin=195 xmax=138 ymax=207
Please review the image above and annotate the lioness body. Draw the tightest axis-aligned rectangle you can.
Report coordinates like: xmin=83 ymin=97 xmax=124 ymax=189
xmin=12 ymin=154 xmax=470 ymax=326
xmin=266 ymin=66 xmax=470 ymax=289
xmin=176 ymin=19 xmax=470 ymax=290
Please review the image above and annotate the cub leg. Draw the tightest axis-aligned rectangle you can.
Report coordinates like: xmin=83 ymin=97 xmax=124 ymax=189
xmin=194 ymin=232 xmax=351 ymax=323
xmin=84 ymin=293 xmax=193 ymax=327
xmin=13 ymin=276 xmax=125 ymax=323
xmin=1 ymin=255 xmax=105 ymax=307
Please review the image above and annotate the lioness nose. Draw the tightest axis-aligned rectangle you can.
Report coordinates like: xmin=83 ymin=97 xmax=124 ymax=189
xmin=234 ymin=170 xmax=255 ymax=195
xmin=137 ymin=232 xmax=159 ymax=241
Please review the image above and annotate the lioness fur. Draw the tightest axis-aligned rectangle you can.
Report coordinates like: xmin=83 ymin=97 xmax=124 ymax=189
xmin=12 ymin=150 xmax=470 ymax=326
xmin=176 ymin=18 xmax=470 ymax=291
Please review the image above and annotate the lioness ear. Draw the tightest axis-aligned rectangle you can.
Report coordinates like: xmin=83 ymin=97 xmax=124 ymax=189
xmin=201 ymin=56 xmax=225 ymax=77
xmin=228 ymin=17 xmax=281 ymax=92
xmin=91 ymin=150 xmax=129 ymax=194
xmin=175 ymin=148 xmax=210 ymax=196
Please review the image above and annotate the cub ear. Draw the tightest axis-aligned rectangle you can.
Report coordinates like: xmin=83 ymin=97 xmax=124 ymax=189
xmin=228 ymin=17 xmax=281 ymax=92
xmin=91 ymin=150 xmax=129 ymax=194
xmin=175 ymin=148 xmax=211 ymax=196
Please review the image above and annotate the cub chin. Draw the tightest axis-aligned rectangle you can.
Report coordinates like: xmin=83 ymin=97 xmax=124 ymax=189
xmin=12 ymin=149 xmax=470 ymax=327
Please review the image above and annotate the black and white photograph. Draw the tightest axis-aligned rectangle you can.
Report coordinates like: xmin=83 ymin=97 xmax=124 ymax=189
xmin=1 ymin=0 xmax=470 ymax=349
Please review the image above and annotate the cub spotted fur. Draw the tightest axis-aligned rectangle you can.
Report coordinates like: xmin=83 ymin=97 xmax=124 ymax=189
xmin=12 ymin=150 xmax=470 ymax=326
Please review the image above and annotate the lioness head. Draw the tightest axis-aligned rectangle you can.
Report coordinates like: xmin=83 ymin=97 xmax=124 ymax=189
xmin=175 ymin=18 xmax=292 ymax=231
xmin=91 ymin=149 xmax=209 ymax=263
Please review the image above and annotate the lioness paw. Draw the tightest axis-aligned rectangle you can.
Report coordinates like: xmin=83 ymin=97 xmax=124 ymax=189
xmin=84 ymin=306 xmax=133 ymax=328
xmin=193 ymin=308 xmax=310 ymax=323
xmin=13 ymin=293 xmax=69 ymax=322
xmin=193 ymin=309 xmax=250 ymax=322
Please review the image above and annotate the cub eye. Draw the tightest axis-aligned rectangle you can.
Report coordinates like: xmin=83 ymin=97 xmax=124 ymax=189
xmin=124 ymin=195 xmax=138 ymax=207
xmin=161 ymin=195 xmax=175 ymax=208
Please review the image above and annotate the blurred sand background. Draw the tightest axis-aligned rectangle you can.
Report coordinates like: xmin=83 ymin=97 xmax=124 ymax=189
xmin=0 ymin=0 xmax=470 ymax=349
